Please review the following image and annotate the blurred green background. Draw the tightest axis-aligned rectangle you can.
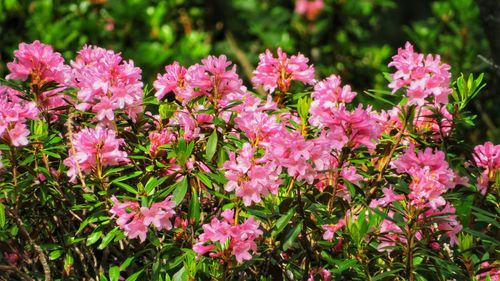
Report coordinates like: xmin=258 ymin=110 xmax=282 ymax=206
xmin=0 ymin=0 xmax=498 ymax=142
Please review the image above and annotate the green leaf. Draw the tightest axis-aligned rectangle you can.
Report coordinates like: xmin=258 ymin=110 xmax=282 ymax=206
xmin=371 ymin=269 xmax=403 ymax=281
xmin=205 ymin=130 xmax=218 ymax=162
xmin=0 ymin=203 xmax=5 ymax=228
xmin=173 ymin=266 xmax=186 ymax=281
xmin=172 ymin=177 xmax=188 ymax=206
xmin=188 ymin=186 xmax=201 ymax=225
xmin=283 ymin=222 xmax=302 ymax=250
xmin=125 ymin=270 xmax=144 ymax=281
xmin=109 ymin=266 xmax=120 ymax=281
xmin=120 ymin=257 xmax=134 ymax=271
xmin=49 ymin=249 xmax=63 ymax=260
xmin=272 ymin=207 xmax=296 ymax=237
xmin=98 ymin=227 xmax=120 ymax=250
xmin=86 ymin=228 xmax=103 ymax=246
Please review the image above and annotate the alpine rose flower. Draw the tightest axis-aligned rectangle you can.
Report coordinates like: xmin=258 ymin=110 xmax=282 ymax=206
xmin=6 ymin=41 xmax=70 ymax=113
xmin=322 ymin=219 xmax=346 ymax=241
xmin=7 ymin=40 xmax=70 ymax=85
xmin=252 ymin=48 xmax=315 ymax=93
xmin=71 ymin=45 xmax=143 ymax=122
xmin=110 ymin=196 xmax=176 ymax=242
xmin=224 ymin=143 xmax=282 ymax=206
xmin=193 ymin=209 xmax=263 ymax=263
xmin=391 ymin=145 xmax=461 ymax=209
xmin=388 ymin=42 xmax=452 ymax=105
xmin=63 ymin=126 xmax=129 ymax=181
xmin=472 ymin=141 xmax=500 ymax=194
xmin=154 ymin=55 xmax=243 ymax=106
xmin=295 ymin=0 xmax=324 ymax=20
xmin=0 ymin=87 xmax=39 ymax=147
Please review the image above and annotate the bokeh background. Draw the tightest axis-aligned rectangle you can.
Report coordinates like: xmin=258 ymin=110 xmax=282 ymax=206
xmin=0 ymin=0 xmax=498 ymax=142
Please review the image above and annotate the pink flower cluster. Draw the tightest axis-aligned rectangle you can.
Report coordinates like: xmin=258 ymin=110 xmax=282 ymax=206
xmin=70 ymin=45 xmax=143 ymax=122
xmin=7 ymin=41 xmax=70 ymax=113
xmin=391 ymin=145 xmax=463 ymax=209
xmin=63 ymin=126 xmax=129 ymax=181
xmin=476 ymin=262 xmax=499 ymax=281
xmin=110 ymin=196 xmax=176 ymax=242
xmin=252 ymin=48 xmax=315 ymax=93
xmin=295 ymin=0 xmax=324 ymax=20
xmin=472 ymin=141 xmax=500 ymax=195
xmin=7 ymin=40 xmax=70 ymax=86
xmin=376 ymin=203 xmax=461 ymax=252
xmin=0 ymin=86 xmax=38 ymax=147
xmin=224 ymin=143 xmax=282 ymax=206
xmin=309 ymin=75 xmax=382 ymax=150
xmin=373 ymin=145 xmax=465 ymax=252
xmin=193 ymin=209 xmax=262 ymax=263
xmin=388 ymin=42 xmax=452 ymax=106
xmin=154 ymin=55 xmax=243 ymax=107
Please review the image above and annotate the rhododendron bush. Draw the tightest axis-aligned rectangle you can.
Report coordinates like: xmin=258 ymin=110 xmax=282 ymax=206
xmin=0 ymin=40 xmax=498 ymax=281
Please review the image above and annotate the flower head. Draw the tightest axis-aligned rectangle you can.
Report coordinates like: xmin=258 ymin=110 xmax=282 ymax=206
xmin=63 ymin=126 xmax=129 ymax=181
xmin=71 ymin=45 xmax=143 ymax=122
xmin=388 ymin=42 xmax=452 ymax=105
xmin=252 ymin=48 xmax=315 ymax=93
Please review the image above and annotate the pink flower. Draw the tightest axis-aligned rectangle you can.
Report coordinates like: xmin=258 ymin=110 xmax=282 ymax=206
xmin=252 ymin=48 xmax=315 ymax=93
xmin=295 ymin=0 xmax=324 ymax=20
xmin=224 ymin=143 xmax=282 ymax=206
xmin=7 ymin=40 xmax=70 ymax=85
xmin=322 ymin=219 xmax=346 ymax=240
xmin=388 ymin=42 xmax=452 ymax=105
xmin=149 ymin=129 xmax=176 ymax=157
xmin=310 ymin=104 xmax=382 ymax=150
xmin=421 ymin=203 xmax=462 ymax=246
xmin=63 ymin=126 xmax=129 ymax=181
xmin=369 ymin=187 xmax=405 ymax=208
xmin=154 ymin=62 xmax=189 ymax=101
xmin=71 ymin=45 xmax=143 ymax=122
xmin=8 ymin=123 xmax=30 ymax=147
xmin=0 ymin=87 xmax=39 ymax=147
xmin=193 ymin=210 xmax=262 ymax=264
xmin=6 ymin=41 xmax=70 ymax=114
xmin=476 ymin=262 xmax=500 ymax=281
xmin=110 ymin=196 xmax=176 ymax=243
xmin=473 ymin=141 xmax=500 ymax=170
xmin=472 ymin=142 xmax=500 ymax=195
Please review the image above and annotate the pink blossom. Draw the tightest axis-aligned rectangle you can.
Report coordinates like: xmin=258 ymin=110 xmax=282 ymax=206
xmin=224 ymin=143 xmax=282 ymax=206
xmin=322 ymin=219 xmax=346 ymax=241
xmin=369 ymin=187 xmax=405 ymax=208
xmin=8 ymin=123 xmax=30 ymax=147
xmin=6 ymin=41 xmax=70 ymax=114
xmin=154 ymin=62 xmax=189 ymax=101
xmin=193 ymin=210 xmax=262 ymax=264
xmin=388 ymin=42 xmax=452 ymax=105
xmin=7 ymin=40 xmax=70 ymax=85
xmin=63 ymin=126 xmax=129 ymax=182
xmin=310 ymin=104 xmax=382 ymax=150
xmin=295 ymin=0 xmax=324 ymax=20
xmin=476 ymin=262 xmax=500 ymax=281
xmin=149 ymin=129 xmax=176 ymax=157
xmin=421 ymin=203 xmax=462 ymax=246
xmin=71 ymin=45 xmax=143 ymax=122
xmin=473 ymin=141 xmax=500 ymax=194
xmin=252 ymin=48 xmax=315 ymax=93
xmin=110 ymin=196 xmax=176 ymax=243
xmin=0 ymin=87 xmax=39 ymax=147
xmin=391 ymin=145 xmax=464 ymax=210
